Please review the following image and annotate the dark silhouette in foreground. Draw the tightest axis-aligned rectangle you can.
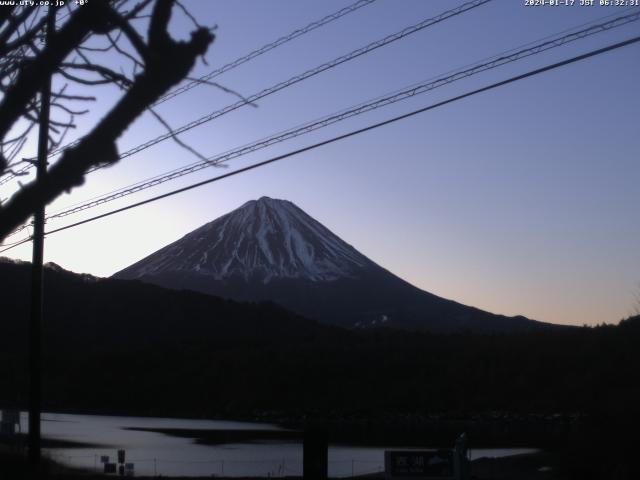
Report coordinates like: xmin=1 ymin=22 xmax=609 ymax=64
xmin=1 ymin=258 xmax=639 ymax=478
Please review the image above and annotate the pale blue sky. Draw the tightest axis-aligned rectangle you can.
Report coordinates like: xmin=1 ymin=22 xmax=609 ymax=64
xmin=3 ymin=0 xmax=639 ymax=326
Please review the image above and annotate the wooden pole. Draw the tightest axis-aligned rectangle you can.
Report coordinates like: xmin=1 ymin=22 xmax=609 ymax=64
xmin=28 ymin=5 xmax=55 ymax=467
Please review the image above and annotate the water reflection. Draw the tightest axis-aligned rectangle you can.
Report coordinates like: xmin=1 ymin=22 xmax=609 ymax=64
xmin=14 ymin=412 xmax=536 ymax=477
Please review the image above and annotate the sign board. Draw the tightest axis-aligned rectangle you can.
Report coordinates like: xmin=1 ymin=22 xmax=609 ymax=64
xmin=385 ymin=450 xmax=455 ymax=480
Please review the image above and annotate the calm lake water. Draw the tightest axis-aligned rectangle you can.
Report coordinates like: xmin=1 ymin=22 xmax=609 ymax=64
xmin=13 ymin=412 xmax=536 ymax=477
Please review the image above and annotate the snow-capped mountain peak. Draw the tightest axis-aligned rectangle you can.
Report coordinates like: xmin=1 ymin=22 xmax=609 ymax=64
xmin=117 ymin=197 xmax=373 ymax=283
xmin=115 ymin=197 xmax=542 ymax=333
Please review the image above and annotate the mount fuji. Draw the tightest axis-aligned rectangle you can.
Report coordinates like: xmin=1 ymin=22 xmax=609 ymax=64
xmin=114 ymin=197 xmax=542 ymax=332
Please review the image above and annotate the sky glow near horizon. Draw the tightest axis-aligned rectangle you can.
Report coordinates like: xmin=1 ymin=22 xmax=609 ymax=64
xmin=2 ymin=0 xmax=639 ymax=326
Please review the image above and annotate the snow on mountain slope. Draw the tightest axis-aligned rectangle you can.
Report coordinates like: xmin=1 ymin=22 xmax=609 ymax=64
xmin=117 ymin=197 xmax=374 ymax=283
xmin=115 ymin=197 xmax=545 ymax=332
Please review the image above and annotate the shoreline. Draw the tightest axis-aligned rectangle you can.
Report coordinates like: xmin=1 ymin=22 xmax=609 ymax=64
xmin=2 ymin=407 xmax=578 ymax=448
xmin=123 ymin=425 xmax=543 ymax=451
xmin=0 ymin=433 xmax=108 ymax=449
xmin=1 ymin=449 xmax=560 ymax=480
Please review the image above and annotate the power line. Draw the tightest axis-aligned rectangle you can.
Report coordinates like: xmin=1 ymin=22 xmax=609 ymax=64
xmin=0 ymin=0 xmax=379 ymax=186
xmin=90 ymin=0 xmax=492 ymax=167
xmin=1 ymin=33 xmax=637 ymax=253
xmin=154 ymin=0 xmax=379 ymax=106
xmin=0 ymin=235 xmax=32 ymax=254
xmin=34 ymin=10 xmax=640 ymax=225
xmin=5 ymin=7 xmax=639 ymax=241
xmin=40 ymin=6 xmax=640 ymax=217
xmin=0 ymin=0 xmax=492 ymax=187
xmin=17 ymin=35 xmax=635 ymax=244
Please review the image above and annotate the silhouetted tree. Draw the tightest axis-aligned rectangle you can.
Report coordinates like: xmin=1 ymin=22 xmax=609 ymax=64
xmin=0 ymin=0 xmax=214 ymax=241
xmin=632 ymin=283 xmax=640 ymax=316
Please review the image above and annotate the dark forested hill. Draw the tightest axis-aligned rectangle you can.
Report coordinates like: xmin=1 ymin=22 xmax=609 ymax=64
xmin=0 ymin=257 xmax=342 ymax=354
xmin=1 ymin=257 xmax=638 ymax=426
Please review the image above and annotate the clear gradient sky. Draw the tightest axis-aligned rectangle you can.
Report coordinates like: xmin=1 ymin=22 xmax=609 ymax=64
xmin=2 ymin=0 xmax=639 ymax=326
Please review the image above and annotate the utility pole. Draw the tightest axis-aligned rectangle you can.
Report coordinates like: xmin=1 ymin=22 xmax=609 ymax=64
xmin=28 ymin=5 xmax=55 ymax=467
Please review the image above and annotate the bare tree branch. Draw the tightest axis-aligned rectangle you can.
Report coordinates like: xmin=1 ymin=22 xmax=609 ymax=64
xmin=0 ymin=1 xmax=215 ymax=240
xmin=60 ymin=62 xmax=134 ymax=87
xmin=147 ymin=107 xmax=211 ymax=164
xmin=0 ymin=4 xmax=101 ymax=141
xmin=184 ymin=76 xmax=258 ymax=107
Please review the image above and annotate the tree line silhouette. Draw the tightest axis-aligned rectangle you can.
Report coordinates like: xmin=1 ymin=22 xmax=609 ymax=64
xmin=1 ymin=259 xmax=639 ymax=478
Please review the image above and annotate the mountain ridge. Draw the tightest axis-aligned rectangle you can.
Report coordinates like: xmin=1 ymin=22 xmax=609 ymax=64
xmin=114 ymin=197 xmax=547 ymax=333
xmin=117 ymin=196 xmax=373 ymax=284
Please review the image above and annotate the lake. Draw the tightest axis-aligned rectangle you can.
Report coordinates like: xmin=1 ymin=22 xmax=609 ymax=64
xmin=12 ymin=412 xmax=536 ymax=477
